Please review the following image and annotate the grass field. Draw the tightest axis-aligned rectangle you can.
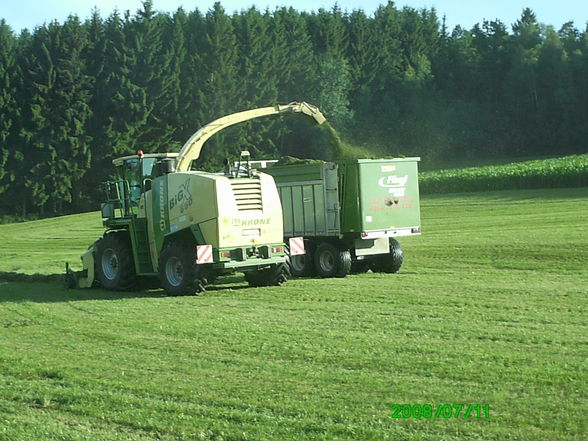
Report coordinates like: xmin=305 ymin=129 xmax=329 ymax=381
xmin=1 ymin=187 xmax=587 ymax=440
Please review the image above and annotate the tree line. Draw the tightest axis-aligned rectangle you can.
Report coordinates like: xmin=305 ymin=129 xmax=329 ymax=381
xmin=0 ymin=1 xmax=586 ymax=217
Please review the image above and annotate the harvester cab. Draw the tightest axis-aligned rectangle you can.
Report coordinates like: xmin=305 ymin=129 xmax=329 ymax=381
xmin=101 ymin=153 xmax=178 ymax=219
xmin=67 ymin=102 xmax=326 ymax=295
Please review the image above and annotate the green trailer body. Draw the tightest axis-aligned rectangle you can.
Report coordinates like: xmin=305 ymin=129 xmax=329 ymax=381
xmin=264 ymin=158 xmax=421 ymax=277
xmin=271 ymin=161 xmax=341 ymax=237
xmin=338 ymin=159 xmax=421 ymax=236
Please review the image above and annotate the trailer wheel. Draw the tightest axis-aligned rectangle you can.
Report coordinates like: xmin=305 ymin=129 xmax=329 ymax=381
xmin=96 ymin=233 xmax=137 ymax=290
xmin=244 ymin=262 xmax=290 ymax=287
xmin=370 ymin=238 xmax=403 ymax=273
xmin=350 ymin=261 xmax=370 ymax=274
xmin=289 ymin=252 xmax=314 ymax=277
xmin=314 ymin=242 xmax=351 ymax=278
xmin=158 ymin=242 xmax=203 ymax=295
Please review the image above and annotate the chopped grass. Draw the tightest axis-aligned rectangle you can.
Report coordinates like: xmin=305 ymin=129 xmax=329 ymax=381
xmin=0 ymin=187 xmax=587 ymax=440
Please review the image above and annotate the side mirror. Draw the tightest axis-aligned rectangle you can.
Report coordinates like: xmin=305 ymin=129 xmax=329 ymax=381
xmin=101 ymin=202 xmax=115 ymax=219
xmin=143 ymin=178 xmax=152 ymax=192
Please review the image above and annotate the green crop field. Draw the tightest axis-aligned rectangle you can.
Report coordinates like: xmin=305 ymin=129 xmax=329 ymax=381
xmin=1 ymin=187 xmax=587 ymax=441
xmin=419 ymin=154 xmax=588 ymax=194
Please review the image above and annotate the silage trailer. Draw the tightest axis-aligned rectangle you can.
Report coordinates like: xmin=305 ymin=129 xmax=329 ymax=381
xmin=263 ymin=158 xmax=422 ymax=278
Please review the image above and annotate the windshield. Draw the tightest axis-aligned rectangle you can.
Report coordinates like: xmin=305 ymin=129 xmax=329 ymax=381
xmin=142 ymin=157 xmax=158 ymax=179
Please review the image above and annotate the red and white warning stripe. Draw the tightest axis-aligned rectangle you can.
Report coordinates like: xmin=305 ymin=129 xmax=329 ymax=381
xmin=289 ymin=237 xmax=305 ymax=256
xmin=196 ymin=245 xmax=213 ymax=264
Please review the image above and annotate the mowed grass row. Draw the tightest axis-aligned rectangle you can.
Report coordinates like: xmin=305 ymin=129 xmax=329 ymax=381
xmin=0 ymin=211 xmax=103 ymax=277
xmin=420 ymin=154 xmax=588 ymax=194
xmin=0 ymin=188 xmax=587 ymax=440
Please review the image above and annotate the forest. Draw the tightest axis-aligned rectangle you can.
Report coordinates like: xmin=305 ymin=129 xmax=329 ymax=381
xmin=0 ymin=1 xmax=586 ymax=217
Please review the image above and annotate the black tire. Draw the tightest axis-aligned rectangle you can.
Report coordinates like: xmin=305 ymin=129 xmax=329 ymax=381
xmin=96 ymin=233 xmax=137 ymax=290
xmin=158 ymin=242 xmax=204 ymax=295
xmin=244 ymin=262 xmax=289 ymax=287
xmin=64 ymin=272 xmax=77 ymax=289
xmin=370 ymin=238 xmax=403 ymax=273
xmin=289 ymin=250 xmax=314 ymax=277
xmin=350 ymin=261 xmax=370 ymax=274
xmin=313 ymin=242 xmax=352 ymax=278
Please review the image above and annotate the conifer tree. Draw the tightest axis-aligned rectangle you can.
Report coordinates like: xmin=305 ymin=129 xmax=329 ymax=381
xmin=504 ymin=9 xmax=543 ymax=154
xmin=346 ymin=10 xmax=380 ymax=114
xmin=158 ymin=8 xmax=188 ymax=151
xmin=233 ymin=7 xmax=279 ymax=157
xmin=54 ymin=16 xmax=93 ymax=212
xmin=315 ymin=56 xmax=354 ymax=129
xmin=0 ymin=20 xmax=17 ymax=199
xmin=575 ymin=26 xmax=588 ymax=148
xmin=432 ymin=25 xmax=477 ymax=99
xmin=371 ymin=2 xmax=403 ymax=110
xmin=99 ymin=11 xmax=149 ymax=157
xmin=305 ymin=5 xmax=348 ymax=58
xmin=398 ymin=7 xmax=439 ymax=82
xmin=270 ymin=8 xmax=318 ymax=156
xmin=536 ymin=27 xmax=576 ymax=153
xmin=81 ymin=9 xmax=107 ymax=205
xmin=21 ymin=18 xmax=93 ymax=214
xmin=565 ymin=25 xmax=588 ymax=151
xmin=6 ymin=29 xmax=33 ymax=216
xmin=178 ymin=8 xmax=206 ymax=141
xmin=471 ymin=20 xmax=511 ymax=105
xmin=20 ymin=23 xmax=59 ymax=215
xmin=305 ymin=6 xmax=352 ymax=131
xmin=130 ymin=0 xmax=179 ymax=152
xmin=558 ymin=22 xmax=582 ymax=54
xmin=271 ymin=7 xmax=317 ymax=102
xmin=196 ymin=2 xmax=240 ymax=168
xmin=234 ymin=7 xmax=278 ymax=106
xmin=512 ymin=8 xmax=542 ymax=50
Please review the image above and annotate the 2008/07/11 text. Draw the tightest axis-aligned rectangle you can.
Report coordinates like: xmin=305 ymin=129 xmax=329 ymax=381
xmin=389 ymin=404 xmax=489 ymax=419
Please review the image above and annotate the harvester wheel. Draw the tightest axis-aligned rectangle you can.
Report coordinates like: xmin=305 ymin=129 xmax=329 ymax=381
xmin=370 ymin=238 xmax=403 ymax=273
xmin=244 ymin=262 xmax=289 ymax=287
xmin=158 ymin=242 xmax=203 ymax=295
xmin=314 ymin=242 xmax=351 ymax=278
xmin=96 ymin=233 xmax=137 ymax=290
xmin=64 ymin=272 xmax=77 ymax=289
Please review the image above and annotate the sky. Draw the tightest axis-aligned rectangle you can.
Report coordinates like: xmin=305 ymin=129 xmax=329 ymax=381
xmin=1 ymin=0 xmax=587 ymax=33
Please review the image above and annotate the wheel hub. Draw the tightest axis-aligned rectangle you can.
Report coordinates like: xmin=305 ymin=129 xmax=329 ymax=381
xmin=319 ymin=250 xmax=335 ymax=272
xmin=101 ymin=248 xmax=119 ymax=280
xmin=290 ymin=255 xmax=306 ymax=272
xmin=165 ymin=256 xmax=184 ymax=287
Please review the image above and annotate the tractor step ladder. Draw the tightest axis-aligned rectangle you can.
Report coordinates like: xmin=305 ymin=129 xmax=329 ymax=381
xmin=130 ymin=218 xmax=153 ymax=274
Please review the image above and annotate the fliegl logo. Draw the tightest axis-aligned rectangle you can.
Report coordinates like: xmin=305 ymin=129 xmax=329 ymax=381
xmin=169 ymin=178 xmax=193 ymax=213
xmin=378 ymin=175 xmax=408 ymax=197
